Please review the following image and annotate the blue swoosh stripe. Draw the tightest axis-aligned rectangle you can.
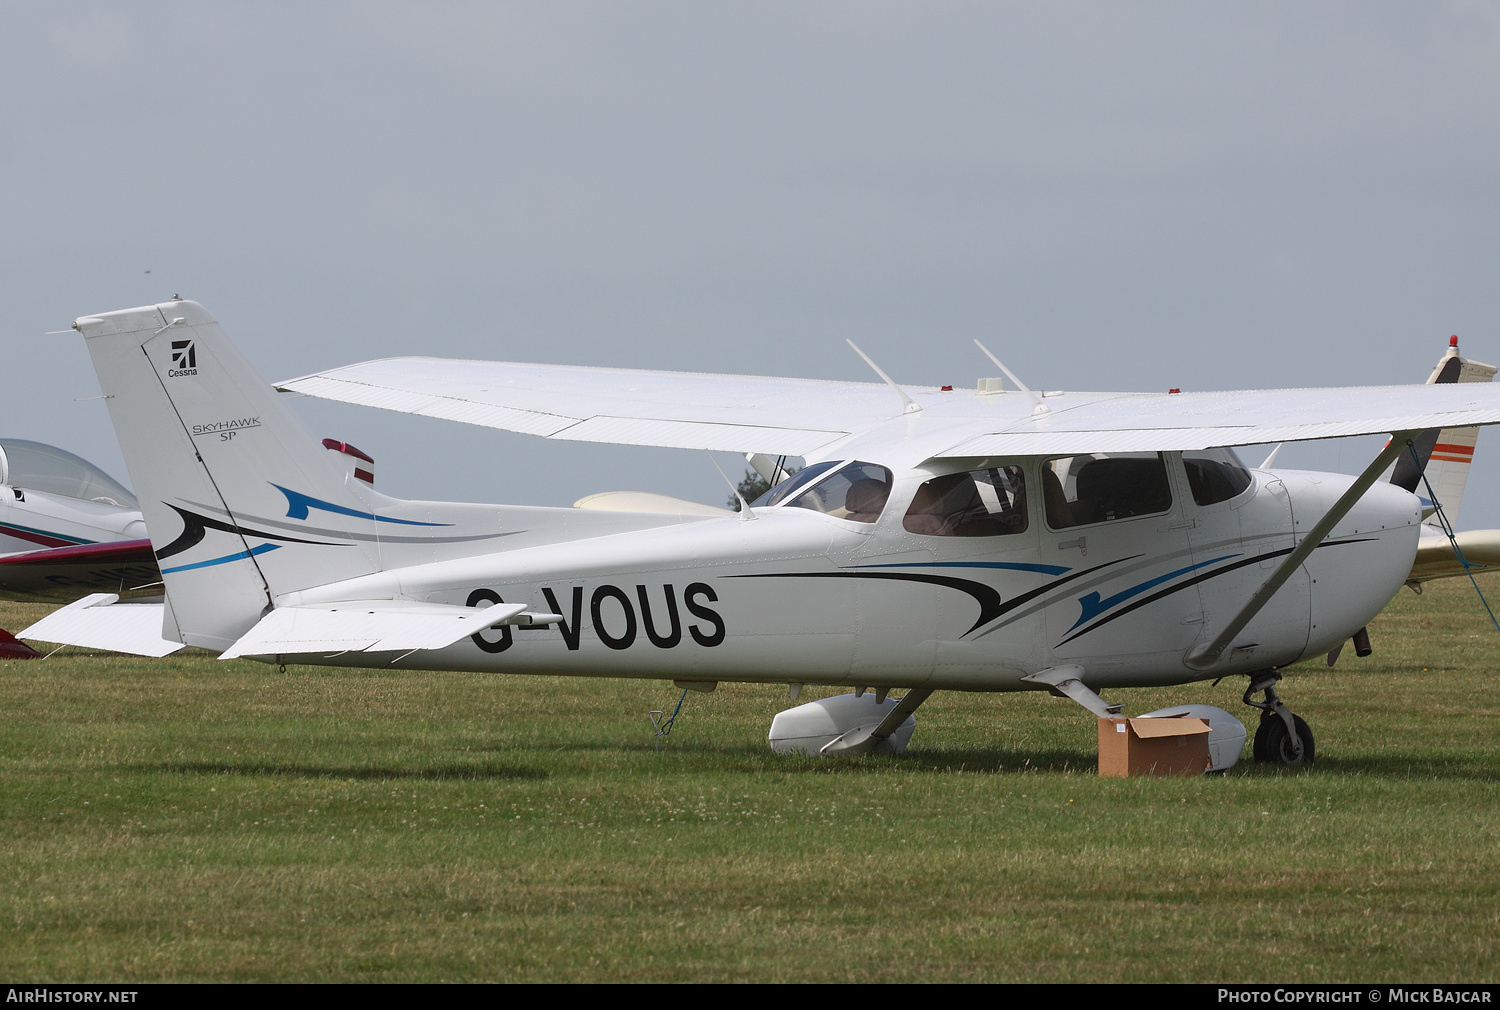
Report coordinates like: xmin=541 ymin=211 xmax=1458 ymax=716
xmin=272 ymin=485 xmax=451 ymax=526
xmin=161 ymin=543 xmax=280 ymax=574
xmin=1069 ymin=554 xmax=1239 ymax=632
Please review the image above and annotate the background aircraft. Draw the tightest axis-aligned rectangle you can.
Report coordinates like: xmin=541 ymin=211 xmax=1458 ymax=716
xmin=0 ymin=433 xmax=377 ymax=604
xmin=0 ymin=438 xmax=154 ymax=600
xmin=25 ymin=300 xmax=1500 ymax=767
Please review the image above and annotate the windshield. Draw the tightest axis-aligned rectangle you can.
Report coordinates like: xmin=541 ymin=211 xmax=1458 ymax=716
xmin=752 ymin=459 xmax=841 ymax=508
xmin=0 ymin=439 xmax=138 ymax=508
xmin=783 ymin=460 xmax=893 ymax=523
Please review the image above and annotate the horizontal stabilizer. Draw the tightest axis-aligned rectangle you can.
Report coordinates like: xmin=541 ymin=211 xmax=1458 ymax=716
xmin=20 ymin=593 xmax=184 ymax=657
xmin=1407 ymin=530 xmax=1500 ymax=584
xmin=220 ymin=601 xmax=563 ymax=660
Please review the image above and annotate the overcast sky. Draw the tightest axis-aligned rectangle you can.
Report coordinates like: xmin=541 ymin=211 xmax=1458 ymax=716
xmin=3 ymin=3 xmax=1498 ymax=525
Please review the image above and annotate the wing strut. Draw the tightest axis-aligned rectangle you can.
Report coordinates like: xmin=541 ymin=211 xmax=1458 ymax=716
xmin=820 ymin=687 xmax=934 ymax=755
xmin=1185 ymin=430 xmax=1421 ymax=670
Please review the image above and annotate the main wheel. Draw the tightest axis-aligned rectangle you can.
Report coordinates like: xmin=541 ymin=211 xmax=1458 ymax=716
xmin=1253 ymin=713 xmax=1315 ymax=765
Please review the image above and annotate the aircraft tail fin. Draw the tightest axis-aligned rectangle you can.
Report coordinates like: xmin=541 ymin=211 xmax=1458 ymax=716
xmin=1390 ymin=336 xmax=1496 ymax=528
xmin=73 ymin=301 xmax=394 ymax=650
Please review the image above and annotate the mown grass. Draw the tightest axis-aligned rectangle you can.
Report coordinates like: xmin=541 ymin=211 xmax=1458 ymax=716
xmin=1 ymin=581 xmax=1497 ymax=982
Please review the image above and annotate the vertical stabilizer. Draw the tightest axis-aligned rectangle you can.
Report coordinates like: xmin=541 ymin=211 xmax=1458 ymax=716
xmin=1417 ymin=337 xmax=1495 ymax=529
xmin=74 ymin=301 xmax=385 ymax=649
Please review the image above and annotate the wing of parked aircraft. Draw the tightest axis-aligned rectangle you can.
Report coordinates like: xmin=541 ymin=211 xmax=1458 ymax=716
xmin=278 ymin=357 xmax=1500 ymax=460
xmin=0 ymin=538 xmax=158 ymax=599
xmin=277 ymin=359 xmax=893 ymax=458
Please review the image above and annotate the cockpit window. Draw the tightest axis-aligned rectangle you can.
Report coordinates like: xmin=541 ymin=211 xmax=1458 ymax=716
xmin=0 ymin=439 xmax=138 ymax=508
xmin=904 ymin=466 xmax=1028 ymax=537
xmin=1044 ymin=452 xmax=1171 ymax=529
xmin=782 ymin=460 xmax=893 ymax=523
xmin=1182 ymin=448 xmax=1253 ymax=506
xmin=752 ymin=459 xmax=841 ymax=508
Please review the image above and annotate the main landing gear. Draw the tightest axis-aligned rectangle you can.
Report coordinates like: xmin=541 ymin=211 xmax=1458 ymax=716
xmin=1243 ymin=670 xmax=1315 ymax=766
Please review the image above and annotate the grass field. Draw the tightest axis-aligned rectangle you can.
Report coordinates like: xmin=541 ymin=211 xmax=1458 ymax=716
xmin=2 ymin=580 xmax=1498 ymax=983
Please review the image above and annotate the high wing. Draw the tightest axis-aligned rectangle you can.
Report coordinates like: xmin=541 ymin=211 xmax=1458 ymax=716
xmin=277 ymin=357 xmax=1500 ymax=460
xmin=277 ymin=358 xmax=902 ymax=458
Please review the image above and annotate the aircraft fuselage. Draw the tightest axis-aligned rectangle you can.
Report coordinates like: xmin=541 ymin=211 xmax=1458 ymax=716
xmin=278 ymin=458 xmax=1421 ymax=692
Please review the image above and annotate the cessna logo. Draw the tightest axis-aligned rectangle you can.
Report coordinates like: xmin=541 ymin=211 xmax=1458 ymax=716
xmin=168 ymin=339 xmax=198 ymax=377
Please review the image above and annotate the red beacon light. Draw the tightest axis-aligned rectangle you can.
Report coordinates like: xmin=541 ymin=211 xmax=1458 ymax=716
xmin=941 ymin=385 xmax=953 ymax=391
xmin=1168 ymin=388 xmax=1181 ymax=394
xmin=1452 ymin=335 xmax=1460 ymax=348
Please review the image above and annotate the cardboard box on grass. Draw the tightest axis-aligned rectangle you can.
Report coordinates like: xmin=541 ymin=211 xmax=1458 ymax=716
xmin=1098 ymin=716 xmax=1211 ymax=777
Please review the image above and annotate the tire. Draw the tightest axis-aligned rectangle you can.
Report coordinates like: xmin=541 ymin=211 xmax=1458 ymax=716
xmin=1254 ymin=713 xmax=1315 ymax=766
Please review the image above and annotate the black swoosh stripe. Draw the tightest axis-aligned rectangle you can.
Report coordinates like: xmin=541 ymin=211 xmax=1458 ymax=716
xmin=734 ymin=557 xmax=1136 ymax=637
xmin=732 ymin=571 xmax=1003 ymax=635
xmin=971 ymin=556 xmax=1140 ymax=635
xmin=155 ymin=503 xmax=348 ymax=560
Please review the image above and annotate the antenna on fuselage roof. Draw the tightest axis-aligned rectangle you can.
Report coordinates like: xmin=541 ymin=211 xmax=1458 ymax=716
xmin=846 ymin=340 xmax=921 ymax=415
xmin=973 ymin=340 xmax=1049 ymax=416
xmin=705 ymin=451 xmax=757 ymax=521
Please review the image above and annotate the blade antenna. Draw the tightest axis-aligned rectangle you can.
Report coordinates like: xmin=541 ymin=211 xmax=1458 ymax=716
xmin=846 ymin=340 xmax=921 ymax=415
xmin=974 ymin=340 xmax=1050 ymax=416
xmin=705 ymin=451 xmax=757 ymax=521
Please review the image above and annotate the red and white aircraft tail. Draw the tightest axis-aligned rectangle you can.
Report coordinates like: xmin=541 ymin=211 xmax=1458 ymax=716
xmin=1416 ymin=336 xmax=1496 ymax=530
xmin=1403 ymin=336 xmax=1500 ymax=585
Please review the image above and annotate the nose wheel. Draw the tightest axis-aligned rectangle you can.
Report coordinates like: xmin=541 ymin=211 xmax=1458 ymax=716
xmin=1243 ymin=671 xmax=1315 ymax=766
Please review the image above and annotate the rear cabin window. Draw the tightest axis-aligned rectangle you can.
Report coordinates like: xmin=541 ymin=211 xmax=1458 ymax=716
xmin=1182 ymin=448 xmax=1253 ymax=506
xmin=903 ymin=466 xmax=1028 ymax=537
xmin=1044 ymin=453 xmax=1172 ymax=529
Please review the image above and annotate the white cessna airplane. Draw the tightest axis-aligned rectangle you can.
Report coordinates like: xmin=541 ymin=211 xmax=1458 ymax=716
xmin=27 ymin=299 xmax=1500 ymax=764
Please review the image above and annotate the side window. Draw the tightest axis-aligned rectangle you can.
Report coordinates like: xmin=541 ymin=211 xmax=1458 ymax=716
xmin=1044 ymin=453 xmax=1172 ymax=529
xmin=904 ymin=466 xmax=1028 ymax=537
xmin=1182 ymin=448 xmax=1253 ymax=506
xmin=785 ymin=461 xmax=893 ymax=523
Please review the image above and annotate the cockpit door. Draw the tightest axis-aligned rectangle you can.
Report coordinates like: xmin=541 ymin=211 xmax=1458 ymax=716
xmin=1040 ymin=453 xmax=1205 ymax=669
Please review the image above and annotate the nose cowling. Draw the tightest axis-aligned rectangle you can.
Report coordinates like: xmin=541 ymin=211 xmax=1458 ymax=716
xmin=1278 ymin=471 xmax=1423 ymax=661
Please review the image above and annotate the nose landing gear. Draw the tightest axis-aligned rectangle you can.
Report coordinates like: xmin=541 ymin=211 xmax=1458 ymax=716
xmin=1243 ymin=671 xmax=1315 ymax=765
